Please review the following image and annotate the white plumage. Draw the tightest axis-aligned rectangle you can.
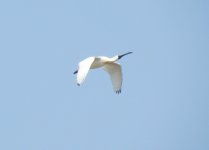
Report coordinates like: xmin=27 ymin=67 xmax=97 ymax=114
xmin=74 ymin=52 xmax=132 ymax=94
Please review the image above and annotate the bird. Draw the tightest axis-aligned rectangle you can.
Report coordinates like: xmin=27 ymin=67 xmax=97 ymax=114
xmin=73 ymin=52 xmax=133 ymax=94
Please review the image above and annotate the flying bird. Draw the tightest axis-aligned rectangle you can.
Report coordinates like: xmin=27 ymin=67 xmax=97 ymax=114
xmin=73 ymin=52 xmax=133 ymax=94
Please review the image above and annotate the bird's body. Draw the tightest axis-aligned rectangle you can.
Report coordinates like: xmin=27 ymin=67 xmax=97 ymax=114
xmin=87 ymin=56 xmax=116 ymax=68
xmin=89 ymin=57 xmax=108 ymax=69
xmin=74 ymin=52 xmax=132 ymax=94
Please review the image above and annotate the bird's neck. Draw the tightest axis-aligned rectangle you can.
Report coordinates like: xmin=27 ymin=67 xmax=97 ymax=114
xmin=110 ymin=56 xmax=119 ymax=62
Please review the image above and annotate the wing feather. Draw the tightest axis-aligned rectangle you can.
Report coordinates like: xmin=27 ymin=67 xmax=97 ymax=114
xmin=77 ymin=57 xmax=95 ymax=85
xmin=103 ymin=62 xmax=122 ymax=93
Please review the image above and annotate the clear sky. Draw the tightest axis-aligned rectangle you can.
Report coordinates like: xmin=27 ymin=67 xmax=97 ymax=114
xmin=0 ymin=0 xmax=208 ymax=150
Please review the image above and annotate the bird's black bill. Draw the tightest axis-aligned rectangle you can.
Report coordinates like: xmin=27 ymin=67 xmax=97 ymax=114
xmin=118 ymin=52 xmax=133 ymax=59
xmin=73 ymin=70 xmax=78 ymax=74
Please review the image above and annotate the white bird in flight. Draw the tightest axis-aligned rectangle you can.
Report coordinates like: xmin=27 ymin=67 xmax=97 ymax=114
xmin=73 ymin=52 xmax=133 ymax=94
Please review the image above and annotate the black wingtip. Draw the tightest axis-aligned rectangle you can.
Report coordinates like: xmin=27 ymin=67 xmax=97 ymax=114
xmin=116 ymin=89 xmax=122 ymax=94
xmin=74 ymin=70 xmax=78 ymax=74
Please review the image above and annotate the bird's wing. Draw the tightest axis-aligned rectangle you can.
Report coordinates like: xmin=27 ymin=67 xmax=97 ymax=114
xmin=77 ymin=57 xmax=95 ymax=85
xmin=103 ymin=62 xmax=122 ymax=93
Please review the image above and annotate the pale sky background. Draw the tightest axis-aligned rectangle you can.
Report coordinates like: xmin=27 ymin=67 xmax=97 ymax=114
xmin=0 ymin=0 xmax=209 ymax=150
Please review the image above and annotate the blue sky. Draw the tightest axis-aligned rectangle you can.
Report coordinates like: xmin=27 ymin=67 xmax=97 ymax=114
xmin=0 ymin=0 xmax=209 ymax=150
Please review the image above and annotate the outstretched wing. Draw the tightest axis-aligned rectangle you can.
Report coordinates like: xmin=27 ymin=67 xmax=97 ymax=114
xmin=103 ymin=62 xmax=122 ymax=93
xmin=77 ymin=57 xmax=95 ymax=85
